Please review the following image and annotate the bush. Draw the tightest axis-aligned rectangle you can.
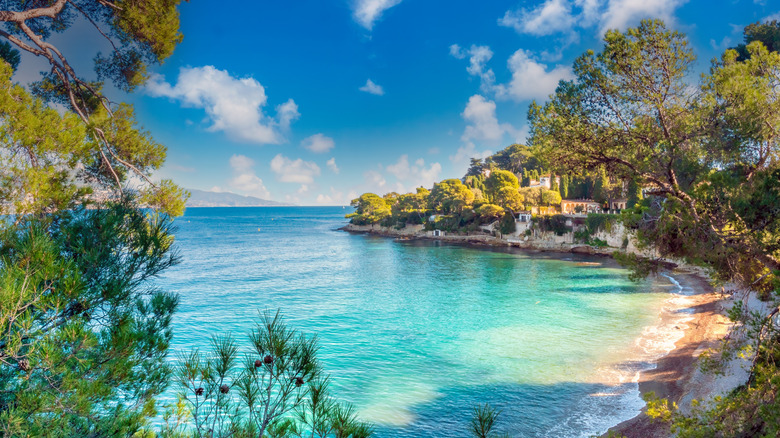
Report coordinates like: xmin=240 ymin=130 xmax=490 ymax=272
xmin=498 ymin=211 xmax=516 ymax=235
xmin=535 ymin=214 xmax=571 ymax=236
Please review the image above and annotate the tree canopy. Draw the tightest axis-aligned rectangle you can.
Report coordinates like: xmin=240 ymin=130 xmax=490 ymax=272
xmin=530 ymin=19 xmax=780 ymax=434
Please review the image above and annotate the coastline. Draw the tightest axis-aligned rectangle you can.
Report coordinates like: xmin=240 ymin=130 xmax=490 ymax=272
xmin=340 ymin=223 xmax=744 ymax=437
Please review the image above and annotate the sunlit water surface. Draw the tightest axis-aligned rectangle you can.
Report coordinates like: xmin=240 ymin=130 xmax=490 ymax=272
xmin=156 ymin=206 xmax=678 ymax=437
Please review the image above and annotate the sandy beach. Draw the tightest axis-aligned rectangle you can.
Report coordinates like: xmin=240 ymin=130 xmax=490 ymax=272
xmin=605 ymin=270 xmax=738 ymax=437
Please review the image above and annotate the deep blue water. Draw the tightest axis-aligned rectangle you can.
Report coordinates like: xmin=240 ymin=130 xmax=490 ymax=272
xmin=155 ymin=206 xmax=673 ymax=437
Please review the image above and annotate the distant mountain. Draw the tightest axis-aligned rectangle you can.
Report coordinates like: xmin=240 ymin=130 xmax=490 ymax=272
xmin=185 ymin=188 xmax=292 ymax=207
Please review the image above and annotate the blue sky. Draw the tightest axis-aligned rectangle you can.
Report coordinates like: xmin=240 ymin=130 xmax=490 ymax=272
xmin=19 ymin=1 xmax=780 ymax=205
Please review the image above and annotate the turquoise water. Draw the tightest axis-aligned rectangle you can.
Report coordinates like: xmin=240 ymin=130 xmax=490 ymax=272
xmin=156 ymin=206 xmax=675 ymax=437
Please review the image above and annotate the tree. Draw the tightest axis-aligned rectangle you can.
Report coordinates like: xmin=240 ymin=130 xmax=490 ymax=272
xmin=732 ymin=20 xmax=780 ymax=61
xmin=429 ymin=179 xmax=475 ymax=214
xmin=476 ymin=204 xmax=504 ymax=221
xmin=0 ymin=2 xmax=188 ymax=433
xmin=166 ymin=311 xmax=373 ymax=438
xmin=0 ymin=41 xmax=19 ymax=71
xmin=466 ymin=158 xmax=486 ymax=177
xmin=592 ymin=168 xmax=610 ymax=204
xmin=530 ymin=19 xmax=780 ymax=434
xmin=392 ymin=188 xmax=430 ymax=224
xmin=484 ymin=170 xmax=519 ymax=201
xmin=498 ymin=211 xmax=516 ymax=235
xmin=540 ymin=189 xmax=562 ymax=206
xmin=494 ymin=186 xmax=524 ymax=212
xmin=560 ymin=174 xmax=570 ymax=199
xmin=0 ymin=0 xmax=187 ymax=212
xmin=0 ymin=203 xmax=180 ymax=436
xmin=347 ymin=193 xmax=391 ymax=225
xmin=626 ymin=178 xmax=642 ymax=208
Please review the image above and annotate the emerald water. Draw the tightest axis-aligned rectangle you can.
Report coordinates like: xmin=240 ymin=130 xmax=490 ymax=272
xmin=157 ymin=206 xmax=680 ymax=437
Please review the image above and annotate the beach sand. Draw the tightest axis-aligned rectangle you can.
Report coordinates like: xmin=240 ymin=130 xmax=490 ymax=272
xmin=606 ymin=270 xmax=742 ymax=438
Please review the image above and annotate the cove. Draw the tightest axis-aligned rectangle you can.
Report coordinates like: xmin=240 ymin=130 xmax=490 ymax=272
xmin=156 ymin=206 xmax=677 ymax=437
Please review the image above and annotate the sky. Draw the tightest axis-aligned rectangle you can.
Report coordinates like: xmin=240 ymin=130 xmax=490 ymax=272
xmin=16 ymin=0 xmax=780 ymax=205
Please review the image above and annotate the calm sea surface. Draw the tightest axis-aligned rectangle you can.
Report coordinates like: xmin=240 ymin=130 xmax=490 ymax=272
xmin=156 ymin=206 xmax=676 ymax=437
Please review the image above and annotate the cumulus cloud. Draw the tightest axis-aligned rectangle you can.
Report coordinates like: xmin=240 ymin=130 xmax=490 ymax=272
xmin=229 ymin=154 xmax=271 ymax=199
xmin=461 ymin=95 xmax=515 ymax=144
xmin=498 ymin=0 xmax=687 ymax=38
xmin=494 ymin=49 xmax=574 ymax=101
xmin=450 ymin=143 xmax=493 ymax=169
xmin=498 ymin=0 xmax=577 ymax=36
xmin=326 ymin=157 xmax=340 ymax=174
xmin=599 ymin=0 xmax=687 ymax=35
xmin=451 ymin=44 xmax=571 ymax=102
xmin=385 ymin=155 xmax=442 ymax=191
xmin=364 ymin=170 xmax=387 ymax=190
xmin=146 ymin=66 xmax=299 ymax=144
xmin=270 ymin=154 xmax=321 ymax=184
xmin=353 ymin=0 xmax=402 ymax=30
xmin=316 ymin=187 xmax=351 ymax=205
xmin=359 ymin=79 xmax=385 ymax=95
xmin=301 ymin=133 xmax=335 ymax=153
xmin=449 ymin=44 xmax=496 ymax=93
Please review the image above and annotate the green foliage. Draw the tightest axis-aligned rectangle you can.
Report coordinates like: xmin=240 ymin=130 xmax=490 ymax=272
xmin=592 ymin=168 xmax=610 ymax=204
xmin=0 ymin=0 xmax=188 ymax=214
xmin=165 ymin=311 xmax=373 ymax=438
xmin=498 ymin=211 xmax=516 ymax=235
xmin=468 ymin=404 xmax=508 ymax=438
xmin=0 ymin=41 xmax=19 ymax=71
xmin=560 ymin=174 xmax=570 ymax=198
xmin=518 ymin=187 xmax=562 ymax=207
xmin=0 ymin=204 xmax=180 ymax=436
xmin=347 ymin=193 xmax=391 ymax=225
xmin=585 ymin=213 xmax=616 ymax=234
xmin=390 ymin=188 xmax=430 ymax=226
xmin=485 ymin=170 xmax=519 ymax=201
xmin=429 ymin=179 xmax=475 ymax=214
xmin=494 ymin=186 xmax=524 ymax=212
xmin=534 ymin=215 xmax=570 ymax=236
xmin=732 ymin=20 xmax=780 ymax=61
xmin=476 ymin=204 xmax=504 ymax=221
xmin=626 ymin=178 xmax=642 ymax=208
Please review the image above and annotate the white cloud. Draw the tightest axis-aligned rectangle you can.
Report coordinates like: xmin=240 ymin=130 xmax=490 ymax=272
xmin=764 ymin=11 xmax=780 ymax=22
xmin=229 ymin=154 xmax=271 ymax=199
xmin=384 ymin=155 xmax=442 ymax=192
xmin=364 ymin=170 xmax=387 ymax=189
xmin=450 ymin=44 xmax=496 ymax=93
xmin=498 ymin=0 xmax=687 ymax=39
xmin=270 ymin=154 xmax=321 ymax=184
xmin=353 ymin=0 xmax=402 ymax=30
xmin=360 ymin=79 xmax=385 ymax=95
xmin=301 ymin=133 xmax=335 ymax=153
xmin=326 ymin=157 xmax=340 ymax=174
xmin=461 ymin=95 xmax=515 ymax=144
xmin=495 ymin=49 xmax=574 ymax=101
xmin=146 ymin=66 xmax=299 ymax=144
xmin=450 ymin=143 xmax=493 ymax=169
xmin=316 ymin=187 xmax=350 ymax=205
xmin=599 ymin=0 xmax=687 ymax=35
xmin=498 ymin=0 xmax=577 ymax=36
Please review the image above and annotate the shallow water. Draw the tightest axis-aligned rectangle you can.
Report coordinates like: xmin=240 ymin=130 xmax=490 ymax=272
xmin=156 ymin=206 xmax=678 ymax=437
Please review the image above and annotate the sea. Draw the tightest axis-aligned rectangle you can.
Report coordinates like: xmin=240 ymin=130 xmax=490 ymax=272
xmin=155 ymin=206 xmax=691 ymax=437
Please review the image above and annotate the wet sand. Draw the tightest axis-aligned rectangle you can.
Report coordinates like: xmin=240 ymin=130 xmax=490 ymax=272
xmin=606 ymin=271 xmax=733 ymax=437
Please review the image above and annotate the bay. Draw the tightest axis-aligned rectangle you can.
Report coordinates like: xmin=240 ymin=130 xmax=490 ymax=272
xmin=156 ymin=206 xmax=674 ymax=437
